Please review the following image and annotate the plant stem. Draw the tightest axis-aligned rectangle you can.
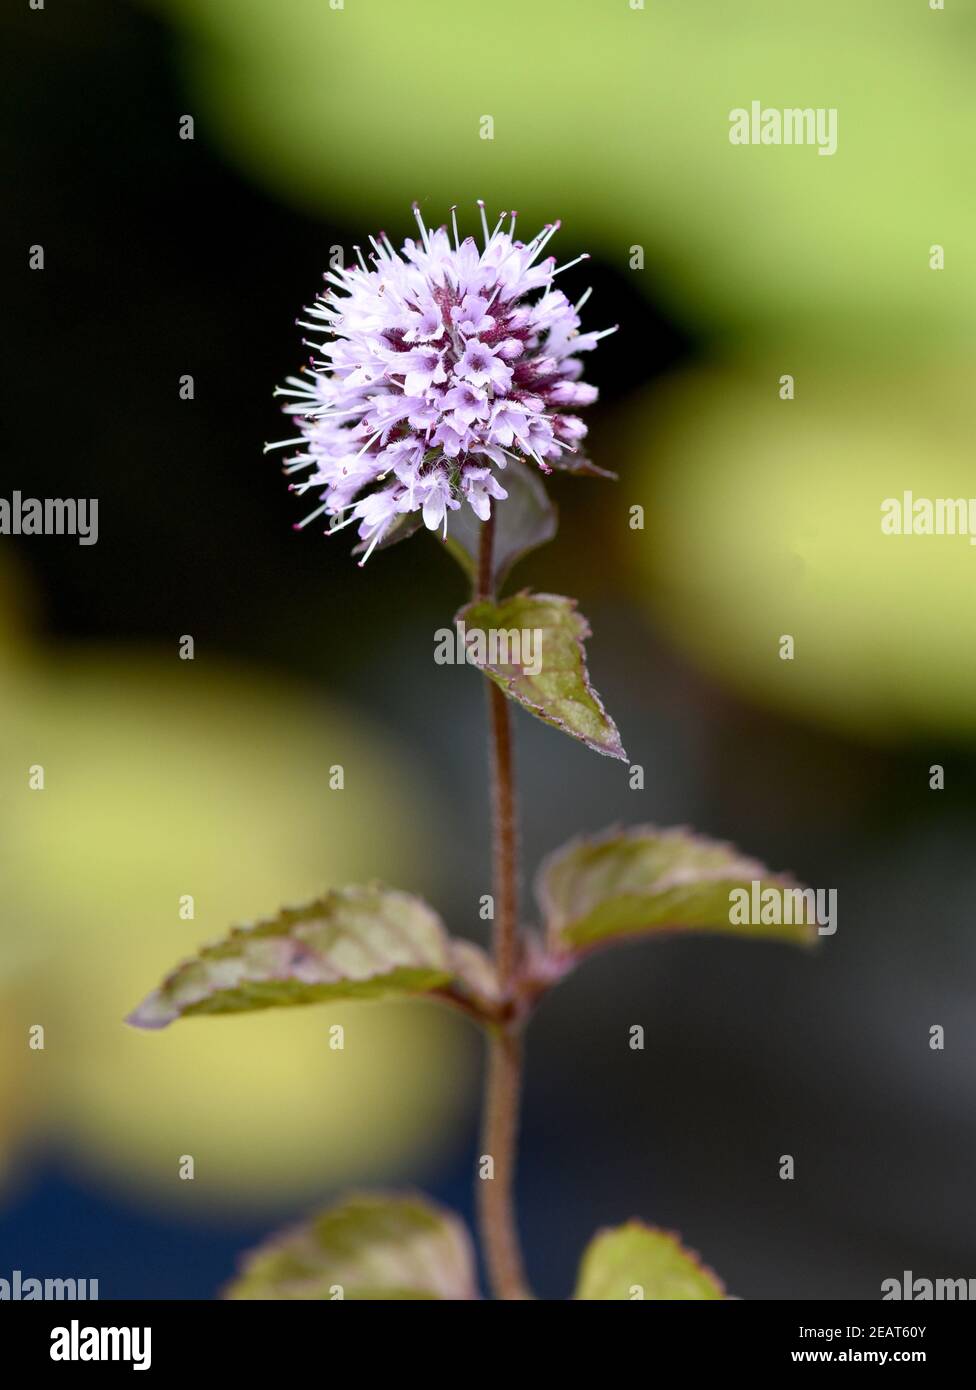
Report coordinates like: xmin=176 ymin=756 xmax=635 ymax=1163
xmin=478 ymin=1028 xmax=529 ymax=1299
xmin=486 ymin=677 xmax=520 ymax=989
xmin=475 ymin=513 xmax=532 ymax=1300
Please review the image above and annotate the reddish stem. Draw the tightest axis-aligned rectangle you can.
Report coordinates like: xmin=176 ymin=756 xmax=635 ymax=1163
xmin=474 ymin=513 xmax=531 ymax=1300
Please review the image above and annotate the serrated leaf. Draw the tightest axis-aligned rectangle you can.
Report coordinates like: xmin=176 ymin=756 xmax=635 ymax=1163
xmin=456 ymin=590 xmax=626 ymax=761
xmin=225 ymin=1193 xmax=479 ymax=1300
xmin=440 ymin=458 xmax=557 ymax=587
xmin=538 ymin=825 xmax=819 ymax=953
xmin=126 ymin=885 xmax=496 ymax=1029
xmin=575 ymin=1223 xmax=724 ymax=1300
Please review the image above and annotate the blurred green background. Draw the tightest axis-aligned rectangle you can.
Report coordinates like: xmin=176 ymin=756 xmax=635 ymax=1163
xmin=2 ymin=0 xmax=974 ymax=1298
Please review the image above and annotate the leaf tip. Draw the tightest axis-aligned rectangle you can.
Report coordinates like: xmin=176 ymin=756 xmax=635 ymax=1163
xmin=124 ymin=992 xmax=176 ymax=1031
xmin=607 ymin=734 xmax=629 ymax=762
xmin=575 ymin=1220 xmax=726 ymax=1300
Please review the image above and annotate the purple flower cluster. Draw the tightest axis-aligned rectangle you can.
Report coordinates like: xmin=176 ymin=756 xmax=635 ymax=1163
xmin=270 ymin=204 xmax=613 ymax=562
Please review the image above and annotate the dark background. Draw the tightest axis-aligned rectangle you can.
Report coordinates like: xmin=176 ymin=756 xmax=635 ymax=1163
xmin=2 ymin=0 xmax=974 ymax=1300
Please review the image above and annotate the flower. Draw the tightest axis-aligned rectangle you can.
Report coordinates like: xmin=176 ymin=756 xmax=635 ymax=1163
xmin=269 ymin=203 xmax=614 ymax=563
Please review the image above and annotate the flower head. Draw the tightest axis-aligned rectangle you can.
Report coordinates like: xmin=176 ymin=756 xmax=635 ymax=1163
xmin=270 ymin=203 xmax=614 ymax=563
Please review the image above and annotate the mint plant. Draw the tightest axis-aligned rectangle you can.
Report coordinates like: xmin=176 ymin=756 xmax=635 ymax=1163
xmin=128 ymin=204 xmax=815 ymax=1300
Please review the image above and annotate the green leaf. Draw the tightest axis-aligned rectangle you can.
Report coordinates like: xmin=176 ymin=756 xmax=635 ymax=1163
xmin=456 ymin=590 xmax=627 ymax=761
xmin=126 ymin=885 xmax=497 ymax=1029
xmin=538 ymin=825 xmax=819 ymax=953
xmin=225 ymin=1193 xmax=480 ymax=1300
xmin=575 ymin=1222 xmax=724 ymax=1300
xmin=441 ymin=458 xmax=557 ymax=588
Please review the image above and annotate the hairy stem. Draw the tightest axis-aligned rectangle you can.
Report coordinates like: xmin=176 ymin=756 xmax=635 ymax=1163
xmin=487 ymin=677 xmax=520 ymax=989
xmin=477 ymin=1028 xmax=529 ymax=1299
xmin=475 ymin=513 xmax=531 ymax=1300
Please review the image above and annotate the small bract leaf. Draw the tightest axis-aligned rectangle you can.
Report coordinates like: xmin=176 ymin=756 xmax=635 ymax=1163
xmin=575 ymin=1222 xmax=724 ymax=1300
xmin=441 ymin=459 xmax=557 ymax=587
xmin=545 ymin=452 xmax=618 ymax=480
xmin=538 ymin=824 xmax=819 ymax=954
xmin=126 ymin=886 xmax=494 ymax=1029
xmin=456 ymin=590 xmax=626 ymax=761
xmin=225 ymin=1192 xmax=479 ymax=1300
xmin=352 ymin=509 xmax=423 ymax=558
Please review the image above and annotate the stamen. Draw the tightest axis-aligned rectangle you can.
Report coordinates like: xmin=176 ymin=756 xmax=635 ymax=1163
xmin=525 ymin=220 xmax=561 ymax=265
xmin=357 ymin=530 xmax=384 ymax=567
xmin=326 ymin=511 xmax=362 ymax=535
xmin=411 ymin=201 xmax=431 ymax=251
xmin=551 ymin=253 xmax=590 ymax=278
xmin=354 ymin=427 xmax=384 ymax=458
xmin=264 ymin=438 xmax=308 ymax=453
xmin=485 ymin=212 xmax=507 ymax=252
xmin=294 ymin=502 xmax=330 ymax=530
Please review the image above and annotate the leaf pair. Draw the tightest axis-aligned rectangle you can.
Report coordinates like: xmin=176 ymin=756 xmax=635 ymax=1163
xmin=127 ymin=827 xmax=814 ymax=1031
xmin=125 ymin=829 xmax=813 ymax=1307
xmin=224 ymin=1192 xmax=724 ymax=1301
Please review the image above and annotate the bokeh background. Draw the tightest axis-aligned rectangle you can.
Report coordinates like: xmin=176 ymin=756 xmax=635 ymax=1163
xmin=3 ymin=0 xmax=975 ymax=1299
